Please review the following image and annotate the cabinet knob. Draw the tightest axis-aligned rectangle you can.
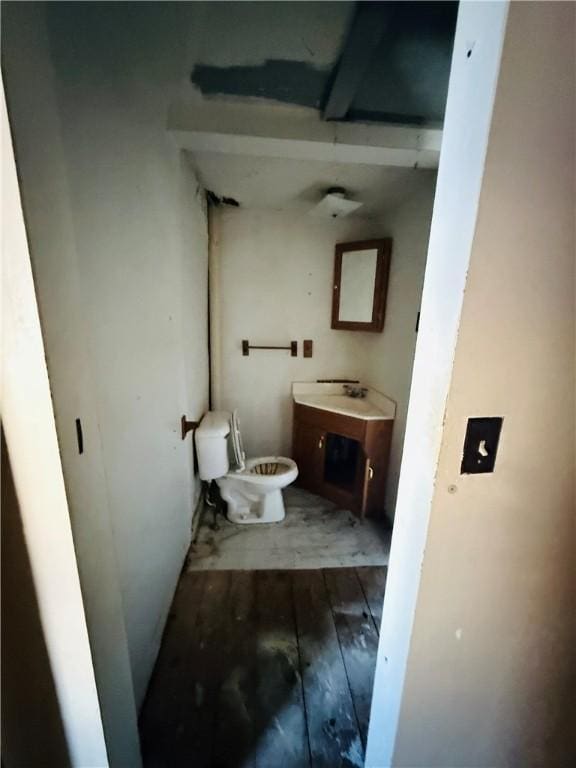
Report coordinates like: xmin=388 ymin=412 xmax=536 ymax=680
xmin=318 ymin=436 xmax=324 ymax=449
xmin=368 ymin=465 xmax=374 ymax=480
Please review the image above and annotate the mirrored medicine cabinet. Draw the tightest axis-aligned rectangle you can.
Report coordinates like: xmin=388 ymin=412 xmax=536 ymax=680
xmin=331 ymin=238 xmax=392 ymax=332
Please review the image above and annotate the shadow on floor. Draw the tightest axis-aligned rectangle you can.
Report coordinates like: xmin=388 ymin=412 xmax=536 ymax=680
xmin=140 ymin=567 xmax=386 ymax=768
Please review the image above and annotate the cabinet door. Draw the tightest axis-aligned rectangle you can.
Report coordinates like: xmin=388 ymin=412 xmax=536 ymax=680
xmin=363 ymin=421 xmax=393 ymax=518
xmin=293 ymin=420 xmax=326 ymax=493
xmin=358 ymin=450 xmax=371 ymax=517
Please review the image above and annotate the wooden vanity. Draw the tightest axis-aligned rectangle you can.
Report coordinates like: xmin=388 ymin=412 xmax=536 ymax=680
xmin=291 ymin=385 xmax=394 ymax=519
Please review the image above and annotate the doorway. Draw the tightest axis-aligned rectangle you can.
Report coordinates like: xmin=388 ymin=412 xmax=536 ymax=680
xmin=1 ymin=2 xmax=512 ymax=767
xmin=137 ymin=0 xmax=450 ymax=759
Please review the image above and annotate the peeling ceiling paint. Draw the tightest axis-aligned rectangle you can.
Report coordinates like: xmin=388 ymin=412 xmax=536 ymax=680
xmin=189 ymin=1 xmax=458 ymax=126
xmin=191 ymin=59 xmax=331 ymax=110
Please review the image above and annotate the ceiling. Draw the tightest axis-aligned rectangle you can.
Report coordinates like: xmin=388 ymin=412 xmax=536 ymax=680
xmin=188 ymin=151 xmax=436 ymax=219
xmin=188 ymin=1 xmax=458 ymax=127
xmin=41 ymin=1 xmax=458 ymax=130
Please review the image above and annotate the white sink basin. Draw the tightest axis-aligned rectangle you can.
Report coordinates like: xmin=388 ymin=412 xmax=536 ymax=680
xmin=292 ymin=383 xmax=395 ymax=421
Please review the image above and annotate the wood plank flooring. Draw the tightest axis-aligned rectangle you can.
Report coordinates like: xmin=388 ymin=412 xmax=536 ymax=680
xmin=140 ymin=567 xmax=387 ymax=768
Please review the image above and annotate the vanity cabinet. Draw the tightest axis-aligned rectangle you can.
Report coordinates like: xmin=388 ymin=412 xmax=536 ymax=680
xmin=292 ymin=402 xmax=392 ymax=519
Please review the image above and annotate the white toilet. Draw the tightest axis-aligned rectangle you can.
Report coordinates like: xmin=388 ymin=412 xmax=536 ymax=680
xmin=195 ymin=410 xmax=298 ymax=524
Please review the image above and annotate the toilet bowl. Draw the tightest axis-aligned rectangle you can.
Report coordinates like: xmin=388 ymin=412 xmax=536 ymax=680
xmin=195 ymin=411 xmax=298 ymax=524
xmin=218 ymin=455 xmax=298 ymax=524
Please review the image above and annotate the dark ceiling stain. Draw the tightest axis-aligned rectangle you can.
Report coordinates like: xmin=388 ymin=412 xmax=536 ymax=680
xmin=347 ymin=109 xmax=428 ymax=126
xmin=352 ymin=1 xmax=458 ymax=124
xmin=206 ymin=190 xmax=240 ymax=208
xmin=190 ymin=2 xmax=458 ymax=125
xmin=191 ymin=59 xmax=331 ymax=109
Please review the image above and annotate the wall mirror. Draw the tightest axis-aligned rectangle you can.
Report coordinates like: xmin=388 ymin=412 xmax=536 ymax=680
xmin=331 ymin=238 xmax=392 ymax=332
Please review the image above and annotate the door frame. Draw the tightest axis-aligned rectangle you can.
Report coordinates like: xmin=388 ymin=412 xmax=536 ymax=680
xmin=365 ymin=2 xmax=510 ymax=765
xmin=3 ymin=1 xmax=511 ymax=764
xmin=2 ymin=81 xmax=109 ymax=767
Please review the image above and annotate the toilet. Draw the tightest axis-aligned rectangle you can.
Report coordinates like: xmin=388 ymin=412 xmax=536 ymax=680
xmin=195 ymin=410 xmax=298 ymax=524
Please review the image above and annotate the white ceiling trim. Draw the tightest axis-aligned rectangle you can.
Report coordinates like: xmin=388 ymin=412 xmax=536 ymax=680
xmin=168 ymin=101 xmax=442 ymax=169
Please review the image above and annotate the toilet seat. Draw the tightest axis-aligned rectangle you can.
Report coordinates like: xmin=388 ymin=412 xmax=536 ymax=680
xmin=230 ymin=410 xmax=246 ymax=470
xmin=243 ymin=456 xmax=297 ymax=481
xmin=227 ymin=455 xmax=297 ymax=482
xmin=229 ymin=414 xmax=296 ymax=484
xmin=249 ymin=460 xmax=288 ymax=476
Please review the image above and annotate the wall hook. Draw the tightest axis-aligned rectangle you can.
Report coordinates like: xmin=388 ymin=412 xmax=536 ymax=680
xmin=181 ymin=415 xmax=199 ymax=440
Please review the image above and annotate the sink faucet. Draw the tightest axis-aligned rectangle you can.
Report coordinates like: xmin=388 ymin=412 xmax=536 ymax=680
xmin=343 ymin=384 xmax=368 ymax=399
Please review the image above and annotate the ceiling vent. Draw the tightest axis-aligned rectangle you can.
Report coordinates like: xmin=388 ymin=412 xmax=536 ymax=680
xmin=310 ymin=187 xmax=363 ymax=219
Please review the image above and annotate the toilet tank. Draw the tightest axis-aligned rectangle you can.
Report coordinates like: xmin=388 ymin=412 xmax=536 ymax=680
xmin=195 ymin=411 xmax=231 ymax=480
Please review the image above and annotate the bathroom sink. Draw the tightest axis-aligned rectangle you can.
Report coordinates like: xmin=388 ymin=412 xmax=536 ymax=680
xmin=295 ymin=394 xmax=384 ymax=419
xmin=292 ymin=383 xmax=395 ymax=421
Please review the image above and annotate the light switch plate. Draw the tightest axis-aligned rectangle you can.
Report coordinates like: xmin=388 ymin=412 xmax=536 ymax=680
xmin=461 ymin=417 xmax=503 ymax=474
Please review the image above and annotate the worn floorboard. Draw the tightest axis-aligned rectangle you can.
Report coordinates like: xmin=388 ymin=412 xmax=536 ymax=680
xmin=140 ymin=571 xmax=208 ymax=767
xmin=212 ymin=571 xmax=257 ymax=768
xmin=323 ymin=569 xmax=380 ymax=749
xmin=355 ymin=566 xmax=388 ymax=633
xmin=170 ymin=570 xmax=231 ymax=766
xmin=293 ymin=570 xmax=364 ymax=768
xmin=141 ymin=566 xmax=385 ymax=768
xmin=252 ymin=571 xmax=309 ymax=768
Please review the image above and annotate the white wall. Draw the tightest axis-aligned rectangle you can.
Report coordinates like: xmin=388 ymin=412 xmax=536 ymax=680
xmin=2 ymin=1 xmax=210 ymax=712
xmin=2 ymin=5 xmax=142 ymax=763
xmin=213 ymin=189 xmax=434 ymax=518
xmin=213 ymin=207 xmax=377 ymax=457
xmin=385 ymin=2 xmax=575 ymax=765
xmin=363 ymin=179 xmax=436 ymax=515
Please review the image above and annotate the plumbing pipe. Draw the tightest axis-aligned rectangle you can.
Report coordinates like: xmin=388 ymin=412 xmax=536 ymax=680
xmin=207 ymin=204 xmax=222 ymax=409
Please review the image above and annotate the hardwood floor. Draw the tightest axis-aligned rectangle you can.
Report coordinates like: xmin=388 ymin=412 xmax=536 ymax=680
xmin=140 ymin=567 xmax=387 ymax=768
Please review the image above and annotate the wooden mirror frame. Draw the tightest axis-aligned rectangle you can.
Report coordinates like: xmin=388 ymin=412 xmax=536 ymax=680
xmin=331 ymin=238 xmax=392 ymax=332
